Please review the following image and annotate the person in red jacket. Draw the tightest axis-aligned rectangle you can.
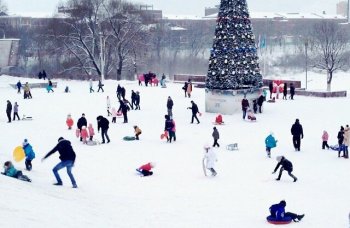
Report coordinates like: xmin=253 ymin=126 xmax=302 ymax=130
xmin=66 ymin=114 xmax=74 ymax=130
xmin=136 ymin=162 xmax=155 ymax=176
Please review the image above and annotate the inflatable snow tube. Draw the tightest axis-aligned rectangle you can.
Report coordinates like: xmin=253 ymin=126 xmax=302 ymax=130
xmin=266 ymin=216 xmax=292 ymax=225
xmin=123 ymin=136 xmax=136 ymax=141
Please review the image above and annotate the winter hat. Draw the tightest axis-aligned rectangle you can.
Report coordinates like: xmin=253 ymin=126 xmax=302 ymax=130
xmin=276 ymin=156 xmax=284 ymax=162
xmin=23 ymin=139 xmax=29 ymax=146
xmin=58 ymin=137 xmax=64 ymax=142
xmin=82 ymin=126 xmax=86 ymax=129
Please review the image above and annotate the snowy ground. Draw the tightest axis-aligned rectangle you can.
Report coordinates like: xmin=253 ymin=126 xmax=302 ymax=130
xmin=0 ymin=72 xmax=349 ymax=228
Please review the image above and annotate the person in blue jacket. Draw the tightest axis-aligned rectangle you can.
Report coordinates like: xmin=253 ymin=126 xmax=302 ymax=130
xmin=269 ymin=200 xmax=304 ymax=222
xmin=2 ymin=161 xmax=31 ymax=182
xmin=42 ymin=137 xmax=77 ymax=188
xmin=23 ymin=139 xmax=35 ymax=171
xmin=265 ymin=132 xmax=277 ymax=158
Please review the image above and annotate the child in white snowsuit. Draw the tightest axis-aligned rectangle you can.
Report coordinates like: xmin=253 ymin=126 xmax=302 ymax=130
xmin=204 ymin=145 xmax=217 ymax=176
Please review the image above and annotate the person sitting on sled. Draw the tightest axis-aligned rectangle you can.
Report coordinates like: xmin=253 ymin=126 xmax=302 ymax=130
xmin=137 ymin=162 xmax=155 ymax=176
xmin=215 ymin=114 xmax=224 ymax=125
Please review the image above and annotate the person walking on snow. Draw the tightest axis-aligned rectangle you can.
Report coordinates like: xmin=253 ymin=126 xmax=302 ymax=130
xmin=6 ymin=100 xmax=12 ymax=123
xmin=204 ymin=145 xmax=217 ymax=176
xmin=97 ymin=115 xmax=110 ymax=143
xmin=77 ymin=113 xmax=87 ymax=141
xmin=106 ymin=96 xmax=111 ymax=116
xmin=337 ymin=126 xmax=345 ymax=158
xmin=187 ymin=100 xmax=200 ymax=124
xmin=343 ymin=125 xmax=349 ymax=158
xmin=321 ymin=130 xmax=330 ymax=149
xmin=272 ymin=156 xmax=298 ymax=182
xmin=265 ymin=132 xmax=277 ymax=158
xmin=269 ymin=200 xmax=304 ymax=223
xmin=212 ymin=127 xmax=220 ymax=147
xmin=89 ymin=79 xmax=94 ymax=93
xmin=42 ymin=137 xmax=77 ymax=188
xmin=186 ymin=79 xmax=193 ymax=98
xmin=241 ymin=97 xmax=249 ymax=120
xmin=16 ymin=80 xmax=22 ymax=94
xmin=131 ymin=90 xmax=136 ymax=110
xmin=167 ymin=96 xmax=174 ymax=118
xmin=269 ymin=81 xmax=273 ymax=99
xmin=118 ymin=99 xmax=129 ymax=123
xmin=291 ymin=119 xmax=303 ymax=151
xmin=164 ymin=115 xmax=175 ymax=143
xmin=22 ymin=139 xmax=35 ymax=171
xmin=13 ymin=102 xmax=20 ymax=121
xmin=97 ymin=79 xmax=104 ymax=92
xmin=289 ymin=83 xmax=295 ymax=100
xmin=66 ymin=114 xmax=74 ymax=130
xmin=283 ymin=83 xmax=288 ymax=100
xmin=134 ymin=91 xmax=140 ymax=110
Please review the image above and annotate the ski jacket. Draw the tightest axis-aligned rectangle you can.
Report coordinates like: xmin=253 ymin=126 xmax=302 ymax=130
xmin=4 ymin=165 xmax=18 ymax=177
xmin=241 ymin=99 xmax=249 ymax=111
xmin=269 ymin=203 xmax=285 ymax=219
xmin=80 ymin=129 xmax=88 ymax=139
xmin=265 ymin=134 xmax=277 ymax=148
xmin=165 ymin=119 xmax=174 ymax=131
xmin=97 ymin=116 xmax=109 ymax=131
xmin=44 ymin=139 xmax=76 ymax=162
xmin=16 ymin=81 xmax=22 ymax=88
xmin=139 ymin=163 xmax=152 ymax=171
xmin=171 ymin=120 xmax=176 ymax=132
xmin=167 ymin=99 xmax=174 ymax=110
xmin=204 ymin=148 xmax=217 ymax=169
xmin=257 ymin=95 xmax=264 ymax=106
xmin=322 ymin=132 xmax=329 ymax=141
xmin=187 ymin=83 xmax=192 ymax=93
xmin=290 ymin=85 xmax=295 ymax=95
xmin=13 ymin=103 xmax=19 ymax=113
xmin=291 ymin=122 xmax=303 ymax=137
xmin=189 ymin=103 xmax=199 ymax=114
xmin=88 ymin=125 xmax=95 ymax=136
xmin=212 ymin=129 xmax=220 ymax=140
xmin=338 ymin=131 xmax=344 ymax=145
xmin=66 ymin=118 xmax=74 ymax=128
xmin=77 ymin=117 xmax=87 ymax=130
xmin=6 ymin=101 xmax=12 ymax=113
xmin=274 ymin=158 xmax=293 ymax=172
xmin=134 ymin=126 xmax=142 ymax=134
xmin=23 ymin=144 xmax=35 ymax=160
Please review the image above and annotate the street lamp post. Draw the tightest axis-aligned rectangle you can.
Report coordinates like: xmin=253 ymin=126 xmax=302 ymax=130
xmin=304 ymin=38 xmax=308 ymax=90
xmin=99 ymin=32 xmax=105 ymax=82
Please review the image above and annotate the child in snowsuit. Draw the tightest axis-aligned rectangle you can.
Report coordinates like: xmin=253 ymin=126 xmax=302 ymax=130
xmin=265 ymin=133 xmax=277 ymax=158
xmin=137 ymin=162 xmax=155 ymax=176
xmin=23 ymin=139 xmax=35 ymax=171
xmin=322 ymin=130 xmax=330 ymax=149
xmin=272 ymin=156 xmax=297 ymax=182
xmin=2 ymin=161 xmax=31 ymax=182
xmin=66 ymin=114 xmax=74 ymax=130
xmin=134 ymin=126 xmax=142 ymax=140
xmin=215 ymin=114 xmax=223 ymax=125
xmin=88 ymin=124 xmax=95 ymax=141
xmin=204 ymin=145 xmax=217 ymax=176
xmin=80 ymin=126 xmax=89 ymax=144
xmin=269 ymin=200 xmax=305 ymax=223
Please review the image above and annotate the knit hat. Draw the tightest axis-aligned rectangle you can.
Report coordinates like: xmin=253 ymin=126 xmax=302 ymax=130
xmin=23 ymin=139 xmax=29 ymax=146
xmin=276 ymin=156 xmax=283 ymax=162
xmin=58 ymin=137 xmax=64 ymax=142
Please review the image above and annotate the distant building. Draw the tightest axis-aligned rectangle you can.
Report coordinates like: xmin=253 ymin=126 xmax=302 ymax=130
xmin=336 ymin=1 xmax=348 ymax=17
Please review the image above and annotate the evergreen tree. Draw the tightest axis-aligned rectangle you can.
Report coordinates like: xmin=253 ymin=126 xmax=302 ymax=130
xmin=206 ymin=0 xmax=263 ymax=90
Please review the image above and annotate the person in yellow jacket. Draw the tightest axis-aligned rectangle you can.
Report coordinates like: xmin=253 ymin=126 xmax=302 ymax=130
xmin=134 ymin=125 xmax=142 ymax=140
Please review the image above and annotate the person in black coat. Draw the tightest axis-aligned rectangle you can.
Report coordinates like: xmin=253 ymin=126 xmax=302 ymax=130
xmin=121 ymin=87 xmax=126 ymax=100
xmin=241 ymin=97 xmax=249 ymax=120
xmin=131 ymin=90 xmax=136 ymax=110
xmin=97 ymin=80 xmax=104 ymax=92
xmin=118 ymin=99 xmax=129 ymax=123
xmin=6 ymin=100 xmax=12 ymax=123
xmin=167 ymin=96 xmax=174 ymax=118
xmin=337 ymin=126 xmax=345 ymax=157
xmin=117 ymin=84 xmax=122 ymax=99
xmin=291 ymin=119 xmax=304 ymax=151
xmin=183 ymin=81 xmax=189 ymax=97
xmin=42 ymin=137 xmax=77 ymax=188
xmin=97 ymin=115 xmax=110 ymax=143
xmin=290 ymin=83 xmax=295 ymax=100
xmin=269 ymin=81 xmax=273 ymax=99
xmin=134 ymin=91 xmax=140 ymax=110
xmin=187 ymin=100 xmax=200 ymax=124
xmin=16 ymin=81 xmax=22 ymax=94
xmin=283 ymin=83 xmax=288 ymax=100
xmin=272 ymin=156 xmax=297 ymax=182
xmin=42 ymin=70 xmax=47 ymax=80
xmin=212 ymin=127 xmax=220 ymax=147
xmin=164 ymin=115 xmax=174 ymax=143
xmin=77 ymin=113 xmax=87 ymax=141
xmin=257 ymin=95 xmax=264 ymax=113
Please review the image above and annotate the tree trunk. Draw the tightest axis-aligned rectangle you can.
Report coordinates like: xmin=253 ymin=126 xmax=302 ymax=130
xmin=327 ymin=71 xmax=332 ymax=92
xmin=117 ymin=57 xmax=123 ymax=81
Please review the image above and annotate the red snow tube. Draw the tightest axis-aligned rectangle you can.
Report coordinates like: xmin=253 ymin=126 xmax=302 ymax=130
xmin=266 ymin=216 xmax=292 ymax=225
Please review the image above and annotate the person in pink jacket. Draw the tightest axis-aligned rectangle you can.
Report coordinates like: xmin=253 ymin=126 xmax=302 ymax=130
xmin=80 ymin=126 xmax=88 ymax=144
xmin=322 ymin=130 xmax=329 ymax=149
xmin=88 ymin=123 xmax=95 ymax=141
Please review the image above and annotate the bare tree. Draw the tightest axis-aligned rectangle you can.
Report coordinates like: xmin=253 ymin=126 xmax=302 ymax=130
xmin=311 ymin=21 xmax=349 ymax=91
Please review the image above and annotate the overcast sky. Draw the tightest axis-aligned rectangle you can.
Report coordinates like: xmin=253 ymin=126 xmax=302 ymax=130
xmin=6 ymin=0 xmax=340 ymax=17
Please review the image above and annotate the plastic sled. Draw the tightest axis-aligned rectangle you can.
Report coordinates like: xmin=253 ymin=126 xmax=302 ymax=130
xmin=123 ymin=136 xmax=136 ymax=141
xmin=160 ymin=131 xmax=169 ymax=140
xmin=226 ymin=143 xmax=239 ymax=151
xmin=266 ymin=215 xmax=292 ymax=225
xmin=13 ymin=146 xmax=25 ymax=162
xmin=330 ymin=144 xmax=345 ymax=151
xmin=116 ymin=111 xmax=123 ymax=117
xmin=22 ymin=115 xmax=33 ymax=120
xmin=213 ymin=122 xmax=225 ymax=125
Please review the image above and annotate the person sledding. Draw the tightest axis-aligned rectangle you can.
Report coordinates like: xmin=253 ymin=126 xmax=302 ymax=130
xmin=247 ymin=109 xmax=256 ymax=121
xmin=214 ymin=114 xmax=224 ymax=125
xmin=272 ymin=156 xmax=298 ymax=182
xmin=267 ymin=200 xmax=304 ymax=223
xmin=136 ymin=162 xmax=155 ymax=176
xmin=2 ymin=161 xmax=31 ymax=182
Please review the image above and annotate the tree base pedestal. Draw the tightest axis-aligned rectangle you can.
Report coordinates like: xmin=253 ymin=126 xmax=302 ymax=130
xmin=205 ymin=88 xmax=261 ymax=115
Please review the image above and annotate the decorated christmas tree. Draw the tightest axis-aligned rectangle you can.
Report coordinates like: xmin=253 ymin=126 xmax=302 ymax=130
xmin=206 ymin=0 xmax=263 ymax=90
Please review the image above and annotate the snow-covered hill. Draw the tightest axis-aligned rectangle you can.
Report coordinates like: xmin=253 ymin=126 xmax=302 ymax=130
xmin=0 ymin=72 xmax=349 ymax=228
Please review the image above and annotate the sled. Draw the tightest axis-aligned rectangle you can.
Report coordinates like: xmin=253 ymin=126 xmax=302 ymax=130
xmin=202 ymin=158 xmax=207 ymax=177
xmin=226 ymin=143 xmax=239 ymax=151
xmin=213 ymin=122 xmax=225 ymax=125
xmin=22 ymin=115 xmax=33 ymax=121
xmin=13 ymin=146 xmax=25 ymax=162
xmin=123 ymin=136 xmax=136 ymax=141
xmin=87 ymin=140 xmax=100 ymax=146
xmin=266 ymin=215 xmax=292 ymax=225
xmin=160 ymin=131 xmax=169 ymax=140
xmin=116 ymin=111 xmax=123 ymax=117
